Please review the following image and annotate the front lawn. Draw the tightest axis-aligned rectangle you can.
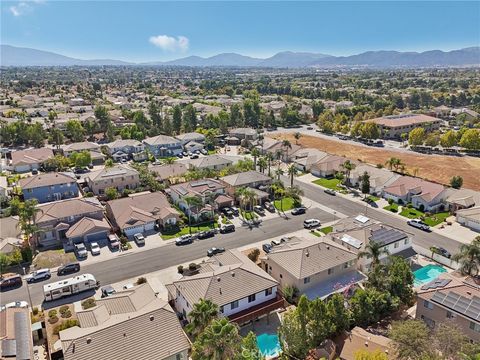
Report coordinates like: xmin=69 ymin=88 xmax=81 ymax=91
xmin=241 ymin=210 xmax=258 ymax=220
xmin=383 ymin=203 xmax=399 ymax=213
xmin=161 ymin=222 xmax=218 ymax=240
xmin=367 ymin=195 xmax=380 ymax=202
xmin=312 ymin=177 xmax=342 ymax=190
xmin=273 ymin=197 xmax=298 ymax=211
xmin=424 ymin=212 xmax=450 ymax=227
xmin=399 ymin=207 xmax=424 ymax=219
xmin=320 ymin=226 xmax=333 ymax=234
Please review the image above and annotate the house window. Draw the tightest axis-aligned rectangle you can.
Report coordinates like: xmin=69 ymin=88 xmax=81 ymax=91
xmin=248 ymin=294 xmax=256 ymax=303
xmin=265 ymin=288 xmax=272 ymax=296
xmin=446 ymin=311 xmax=455 ymax=319
xmin=470 ymin=322 xmax=480 ymax=333
xmin=421 ymin=316 xmax=435 ymax=329
xmin=220 ymin=306 xmax=224 ymax=313
xmin=424 ymin=300 xmax=434 ymax=310
xmin=404 ymin=238 xmax=409 ymax=245
xmin=394 ymin=242 xmax=399 ymax=249
xmin=304 ymin=277 xmax=310 ymax=284
xmin=176 ymin=353 xmax=183 ymax=360
xmin=328 ymin=268 xmax=334 ymax=275
xmin=231 ymin=300 xmax=239 ymax=309
xmin=279 ymin=274 xmax=283 ymax=279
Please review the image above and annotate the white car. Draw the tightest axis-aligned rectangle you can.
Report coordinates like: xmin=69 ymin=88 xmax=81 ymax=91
xmin=407 ymin=219 xmax=430 ymax=231
xmin=26 ymin=268 xmax=51 ymax=283
xmin=303 ymin=219 xmax=321 ymax=229
xmin=90 ymin=242 xmax=101 ymax=256
xmin=0 ymin=301 xmax=29 ymax=311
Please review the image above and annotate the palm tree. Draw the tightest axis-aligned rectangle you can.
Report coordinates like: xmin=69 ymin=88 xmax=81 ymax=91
xmin=452 ymin=237 xmax=480 ymax=276
xmin=18 ymin=199 xmax=40 ymax=249
xmin=294 ymin=131 xmax=302 ymax=145
xmin=282 ymin=139 xmax=292 ymax=163
xmin=192 ymin=318 xmax=242 ymax=360
xmin=185 ymin=299 xmax=219 ymax=338
xmin=251 ymin=147 xmax=261 ymax=170
xmin=272 ymin=183 xmax=286 ymax=213
xmin=357 ymin=241 xmax=390 ymax=270
xmin=286 ymin=185 xmax=304 ymax=207
xmin=385 ymin=157 xmax=404 ymax=172
xmin=266 ymin=152 xmax=274 ymax=176
xmin=184 ymin=196 xmax=202 ymax=234
xmin=257 ymin=156 xmax=267 ymax=174
xmin=287 ymin=164 xmax=297 ymax=188
xmin=341 ymin=160 xmax=356 ymax=186
xmin=275 ymin=167 xmax=284 ymax=181
xmin=274 ymin=148 xmax=283 ymax=162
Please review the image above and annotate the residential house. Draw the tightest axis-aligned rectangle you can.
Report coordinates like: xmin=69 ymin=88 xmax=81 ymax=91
xmin=0 ymin=176 xmax=7 ymax=202
xmin=229 ymin=128 xmax=258 ymax=141
xmin=220 ymin=170 xmax=272 ymax=204
xmin=19 ymin=172 xmax=78 ymax=203
xmin=149 ymin=163 xmax=189 ymax=184
xmin=291 ymin=148 xmax=329 ymax=172
xmin=11 ymin=148 xmax=54 ymax=173
xmin=184 ymin=141 xmax=204 ymax=153
xmin=382 ymin=176 xmax=447 ymax=212
xmin=260 ymin=237 xmax=364 ymax=300
xmin=59 ymin=283 xmax=190 ymax=360
xmin=330 ymin=215 xmax=414 ymax=272
xmin=348 ymin=164 xmax=401 ymax=195
xmin=105 ymin=139 xmax=146 ymax=162
xmin=0 ymin=216 xmax=22 ymax=256
xmin=106 ymin=192 xmax=180 ymax=237
xmin=168 ymin=179 xmax=231 ymax=219
xmin=363 ymin=114 xmax=442 ymax=139
xmin=262 ymin=140 xmax=301 ymax=162
xmin=451 ymin=108 xmax=479 ymax=121
xmin=415 ymin=274 xmax=480 ymax=342
xmin=35 ymin=197 xmax=107 ymax=248
xmin=336 ymin=327 xmax=395 ymax=360
xmin=311 ymin=155 xmax=351 ymax=178
xmin=166 ymin=249 xmax=281 ymax=324
xmin=0 ymin=307 xmax=33 ymax=360
xmin=86 ymin=164 xmax=140 ymax=196
xmin=186 ymin=154 xmax=233 ymax=171
xmin=143 ymin=135 xmax=183 ymax=157
xmin=456 ymin=207 xmax=480 ymax=232
xmin=445 ymin=188 xmax=480 ymax=213
xmin=60 ymin=141 xmax=105 ymax=165
xmin=175 ymin=132 xmax=205 ymax=145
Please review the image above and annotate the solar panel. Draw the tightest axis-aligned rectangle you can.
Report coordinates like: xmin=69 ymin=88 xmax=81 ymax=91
xmin=432 ymin=290 xmax=480 ymax=321
xmin=341 ymin=234 xmax=363 ymax=249
xmin=14 ymin=311 xmax=31 ymax=360
xmin=191 ymin=180 xmax=208 ymax=187
xmin=370 ymin=227 xmax=407 ymax=246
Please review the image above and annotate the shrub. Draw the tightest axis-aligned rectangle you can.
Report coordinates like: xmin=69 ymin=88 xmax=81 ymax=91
xmin=398 ymin=199 xmax=404 ymax=205
xmin=283 ymin=285 xmax=299 ymax=304
xmin=53 ymin=319 xmax=79 ymax=335
xmin=177 ymin=265 xmax=184 ymax=274
xmin=390 ymin=208 xmax=398 ymax=213
xmin=59 ymin=305 xmax=69 ymax=315
xmin=32 ymin=307 xmax=39 ymax=316
xmin=48 ymin=316 xmax=59 ymax=324
xmin=84 ymin=192 xmax=94 ymax=197
xmin=61 ymin=310 xmax=72 ymax=318
xmin=120 ymin=235 xmax=128 ymax=245
xmin=407 ymin=203 xmax=413 ymax=209
xmin=189 ymin=263 xmax=198 ymax=271
xmin=136 ymin=277 xmax=147 ymax=285
xmin=247 ymin=248 xmax=261 ymax=263
xmin=48 ymin=309 xmax=58 ymax=318
xmin=81 ymin=298 xmax=96 ymax=310
xmin=388 ymin=198 xmax=394 ymax=205
xmin=419 ymin=204 xmax=425 ymax=212
xmin=376 ymin=163 xmax=384 ymax=169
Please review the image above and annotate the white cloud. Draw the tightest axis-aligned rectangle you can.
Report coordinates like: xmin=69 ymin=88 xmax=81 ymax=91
xmin=149 ymin=35 xmax=189 ymax=52
xmin=9 ymin=0 xmax=45 ymax=16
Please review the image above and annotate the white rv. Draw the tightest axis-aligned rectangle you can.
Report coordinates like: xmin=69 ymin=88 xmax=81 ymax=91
xmin=43 ymin=273 xmax=98 ymax=302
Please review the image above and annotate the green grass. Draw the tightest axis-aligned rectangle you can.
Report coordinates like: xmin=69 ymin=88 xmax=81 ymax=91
xmin=208 ymin=149 xmax=217 ymax=155
xmin=311 ymin=231 xmax=322 ymax=237
xmin=312 ymin=177 xmax=342 ymax=190
xmin=399 ymin=207 xmax=424 ymax=219
xmin=383 ymin=203 xmax=399 ymax=213
xmin=367 ymin=195 xmax=380 ymax=202
xmin=161 ymin=222 xmax=217 ymax=240
xmin=320 ymin=226 xmax=333 ymax=234
xmin=273 ymin=197 xmax=297 ymax=211
xmin=241 ymin=210 xmax=258 ymax=220
xmin=424 ymin=212 xmax=450 ymax=227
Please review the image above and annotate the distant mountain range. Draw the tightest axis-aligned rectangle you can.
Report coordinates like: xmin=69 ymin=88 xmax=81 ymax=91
xmin=1 ymin=44 xmax=479 ymax=68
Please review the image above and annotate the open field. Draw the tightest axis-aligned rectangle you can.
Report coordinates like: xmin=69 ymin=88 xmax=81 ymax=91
xmin=273 ymin=134 xmax=480 ymax=191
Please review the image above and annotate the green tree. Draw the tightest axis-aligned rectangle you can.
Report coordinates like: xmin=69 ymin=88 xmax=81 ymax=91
xmin=0 ymin=253 xmax=10 ymax=275
xmin=326 ymin=293 xmax=350 ymax=335
xmin=278 ymin=302 xmax=310 ymax=359
xmin=104 ymin=187 xmax=118 ymax=200
xmin=65 ymin=119 xmax=85 ymax=142
xmin=408 ymin=127 xmax=426 ymax=146
xmin=387 ymin=256 xmax=414 ymax=305
xmin=341 ymin=160 xmax=356 ymax=186
xmin=424 ymin=132 xmax=440 ymax=147
xmin=94 ymin=104 xmax=111 ymax=132
xmin=182 ymin=104 xmax=197 ymax=132
xmin=433 ymin=322 xmax=472 ymax=360
xmin=354 ymin=349 xmax=388 ymax=360
xmin=350 ymin=288 xmax=396 ymax=327
xmin=287 ymin=164 xmax=297 ymax=188
xmin=240 ymin=331 xmax=264 ymax=360
xmin=452 ymin=236 xmax=480 ymax=276
xmin=192 ymin=318 xmax=242 ymax=360
xmin=459 ymin=129 xmax=480 ymax=150
xmin=70 ymin=150 xmax=92 ymax=168
xmin=281 ymin=139 xmax=292 ymax=162
xmin=251 ymin=148 xmax=260 ymax=170
xmin=172 ymin=105 xmax=182 ymax=134
xmin=186 ymin=299 xmax=219 ymax=339
xmin=359 ymin=171 xmax=370 ymax=198
xmin=357 ymin=241 xmax=389 ymax=270
xmin=49 ymin=128 xmax=64 ymax=149
xmin=184 ymin=195 xmax=203 ymax=233
xmin=148 ymin=101 xmax=163 ymax=130
xmin=361 ymin=122 xmax=380 ymax=139
xmin=450 ymin=175 xmax=463 ymax=189
xmin=389 ymin=320 xmax=432 ymax=360
xmin=440 ymin=129 xmax=458 ymax=148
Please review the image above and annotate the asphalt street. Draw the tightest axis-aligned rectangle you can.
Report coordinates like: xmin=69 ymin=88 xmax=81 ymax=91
xmin=1 ymin=208 xmax=332 ymax=307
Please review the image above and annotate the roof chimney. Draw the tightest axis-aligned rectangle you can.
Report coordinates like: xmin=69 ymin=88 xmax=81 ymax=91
xmin=364 ymin=341 xmax=369 ymax=347
xmin=217 ymin=277 xmax=221 ymax=282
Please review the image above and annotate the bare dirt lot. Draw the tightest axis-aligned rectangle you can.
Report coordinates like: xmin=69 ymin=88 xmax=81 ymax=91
xmin=273 ymin=134 xmax=480 ymax=191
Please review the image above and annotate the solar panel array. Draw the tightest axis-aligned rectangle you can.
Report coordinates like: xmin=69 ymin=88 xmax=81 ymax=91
xmin=14 ymin=311 xmax=31 ymax=360
xmin=341 ymin=234 xmax=363 ymax=249
xmin=431 ymin=290 xmax=480 ymax=321
xmin=420 ymin=278 xmax=451 ymax=291
xmin=370 ymin=227 xmax=407 ymax=246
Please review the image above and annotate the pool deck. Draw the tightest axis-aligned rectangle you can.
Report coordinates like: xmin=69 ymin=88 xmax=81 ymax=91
xmin=239 ymin=310 xmax=282 ymax=337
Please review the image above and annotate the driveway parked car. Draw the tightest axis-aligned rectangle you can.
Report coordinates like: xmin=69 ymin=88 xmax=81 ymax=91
xmin=0 ymin=301 xmax=29 ymax=311
xmin=303 ymin=219 xmax=321 ymax=229
xmin=207 ymin=247 xmax=225 ymax=257
xmin=262 ymin=243 xmax=273 ymax=253
xmin=108 ymin=234 xmax=120 ymax=251
xmin=407 ymin=219 xmax=430 ymax=231
xmin=222 ymin=207 xmax=234 ymax=218
xmin=101 ymin=285 xmax=117 ymax=298
xmin=264 ymin=202 xmax=275 ymax=212
xmin=230 ymin=206 xmax=240 ymax=216
xmin=176 ymin=234 xmax=194 ymax=245
xmin=197 ymin=229 xmax=215 ymax=239
xmin=219 ymin=224 xmax=235 ymax=234
xmin=254 ymin=205 xmax=266 ymax=216
xmin=291 ymin=206 xmax=307 ymax=215
xmin=57 ymin=262 xmax=80 ymax=276
xmin=26 ymin=268 xmax=51 ymax=283
xmin=133 ymin=233 xmax=145 ymax=246
xmin=324 ymin=189 xmax=336 ymax=196
xmin=432 ymin=246 xmax=451 ymax=258
xmin=90 ymin=242 xmax=101 ymax=256
xmin=75 ymin=243 xmax=88 ymax=259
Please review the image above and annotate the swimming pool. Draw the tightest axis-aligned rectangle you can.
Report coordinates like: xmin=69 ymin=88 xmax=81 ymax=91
xmin=414 ymin=264 xmax=446 ymax=286
xmin=257 ymin=333 xmax=281 ymax=357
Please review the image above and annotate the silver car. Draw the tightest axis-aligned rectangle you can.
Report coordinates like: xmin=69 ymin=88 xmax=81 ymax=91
xmin=26 ymin=268 xmax=51 ymax=283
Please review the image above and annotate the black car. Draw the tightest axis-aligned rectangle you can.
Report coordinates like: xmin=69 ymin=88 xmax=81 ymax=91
xmin=324 ymin=189 xmax=336 ymax=196
xmin=197 ymin=230 xmax=216 ymax=239
xmin=434 ymin=246 xmax=452 ymax=259
xmin=57 ymin=262 xmax=81 ymax=276
xmin=0 ymin=275 xmax=23 ymax=290
xmin=362 ymin=198 xmax=378 ymax=208
xmin=264 ymin=202 xmax=275 ymax=213
xmin=222 ymin=207 xmax=234 ymax=217
xmin=207 ymin=247 xmax=225 ymax=257
xmin=291 ymin=206 xmax=307 ymax=215
xmin=219 ymin=224 xmax=235 ymax=234
xmin=262 ymin=243 xmax=273 ymax=253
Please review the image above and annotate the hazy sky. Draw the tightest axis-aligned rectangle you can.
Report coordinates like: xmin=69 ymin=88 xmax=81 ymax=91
xmin=1 ymin=1 xmax=479 ymax=62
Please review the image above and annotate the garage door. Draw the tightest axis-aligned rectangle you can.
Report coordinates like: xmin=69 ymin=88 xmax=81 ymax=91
xmin=86 ymin=231 xmax=108 ymax=245
xmin=124 ymin=222 xmax=155 ymax=237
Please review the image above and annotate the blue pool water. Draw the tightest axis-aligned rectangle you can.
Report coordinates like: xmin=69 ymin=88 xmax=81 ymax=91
xmin=257 ymin=333 xmax=281 ymax=357
xmin=414 ymin=264 xmax=447 ymax=286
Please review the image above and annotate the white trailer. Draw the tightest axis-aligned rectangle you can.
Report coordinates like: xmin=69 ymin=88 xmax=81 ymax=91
xmin=43 ymin=274 xmax=98 ymax=302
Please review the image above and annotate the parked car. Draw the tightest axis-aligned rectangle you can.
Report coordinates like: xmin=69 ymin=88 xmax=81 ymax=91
xmin=200 ymin=149 xmax=208 ymax=155
xmin=303 ymin=219 xmax=321 ymax=229
xmin=176 ymin=234 xmax=194 ymax=245
xmin=177 ymin=153 xmax=184 ymax=158
xmin=197 ymin=229 xmax=216 ymax=239
xmin=75 ymin=243 xmax=88 ymax=258
xmin=207 ymin=247 xmax=225 ymax=257
xmin=291 ymin=206 xmax=307 ymax=215
xmin=271 ymin=237 xmax=287 ymax=246
xmin=26 ymin=268 xmax=51 ymax=283
xmin=220 ymin=224 xmax=235 ymax=234
xmin=407 ymin=219 xmax=430 ymax=231
xmin=90 ymin=242 xmax=101 ymax=256
xmin=324 ymin=189 xmax=336 ymax=196
xmin=57 ymin=262 xmax=80 ymax=276
xmin=101 ymin=285 xmax=117 ymax=298
xmin=264 ymin=202 xmax=275 ymax=213
xmin=133 ymin=233 xmax=145 ymax=246
xmin=190 ymin=154 xmax=199 ymax=159
xmin=307 ymin=126 xmax=314 ymax=130
xmin=108 ymin=234 xmax=120 ymax=251
xmin=432 ymin=246 xmax=451 ymax=258
xmin=0 ymin=275 xmax=23 ymax=290
xmin=262 ymin=243 xmax=273 ymax=253
xmin=254 ymin=205 xmax=265 ymax=216
xmin=230 ymin=206 xmax=240 ymax=216
xmin=222 ymin=207 xmax=234 ymax=218
xmin=0 ymin=301 xmax=29 ymax=311
xmin=31 ymin=169 xmax=39 ymax=175
xmin=123 ymin=283 xmax=134 ymax=290
xmin=362 ymin=197 xmax=378 ymax=207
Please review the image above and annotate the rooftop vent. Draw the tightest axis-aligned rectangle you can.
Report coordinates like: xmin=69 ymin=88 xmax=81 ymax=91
xmin=217 ymin=277 xmax=221 ymax=282
xmin=86 ymin=338 xmax=92 ymax=344
xmin=150 ymin=315 xmax=154 ymax=321
xmin=231 ymin=272 xmax=235 ymax=277
xmin=305 ymin=250 xmax=309 ymax=257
